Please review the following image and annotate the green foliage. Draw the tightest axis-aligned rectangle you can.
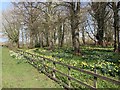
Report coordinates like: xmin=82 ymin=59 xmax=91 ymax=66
xmin=10 ymin=46 xmax=120 ymax=88
xmin=30 ymin=47 xmax=120 ymax=78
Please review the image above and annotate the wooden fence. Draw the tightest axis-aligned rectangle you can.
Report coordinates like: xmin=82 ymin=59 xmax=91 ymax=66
xmin=17 ymin=50 xmax=120 ymax=89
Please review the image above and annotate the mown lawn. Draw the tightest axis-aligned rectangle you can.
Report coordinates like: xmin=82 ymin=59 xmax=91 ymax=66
xmin=2 ymin=47 xmax=60 ymax=88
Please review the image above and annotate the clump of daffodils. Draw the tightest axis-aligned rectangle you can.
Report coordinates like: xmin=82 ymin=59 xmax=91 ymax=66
xmin=10 ymin=50 xmax=18 ymax=58
xmin=9 ymin=50 xmax=25 ymax=60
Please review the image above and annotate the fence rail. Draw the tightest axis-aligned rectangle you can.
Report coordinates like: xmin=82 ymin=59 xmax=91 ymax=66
xmin=17 ymin=50 xmax=120 ymax=89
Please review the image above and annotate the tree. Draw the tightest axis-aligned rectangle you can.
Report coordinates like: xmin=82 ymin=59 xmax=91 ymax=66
xmin=59 ymin=2 xmax=82 ymax=55
xmin=2 ymin=6 xmax=21 ymax=48
xmin=108 ymin=2 xmax=120 ymax=52
xmin=90 ymin=2 xmax=109 ymax=46
xmin=112 ymin=2 xmax=120 ymax=52
xmin=13 ymin=2 xmax=43 ymax=48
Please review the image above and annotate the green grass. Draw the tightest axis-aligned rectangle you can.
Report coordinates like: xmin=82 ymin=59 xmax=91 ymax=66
xmin=23 ymin=46 xmax=120 ymax=88
xmin=0 ymin=46 xmax=2 ymax=89
xmin=2 ymin=47 xmax=60 ymax=88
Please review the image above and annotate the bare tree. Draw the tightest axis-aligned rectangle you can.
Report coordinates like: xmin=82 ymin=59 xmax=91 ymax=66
xmin=108 ymin=2 xmax=120 ymax=52
xmin=90 ymin=2 xmax=109 ymax=46
xmin=2 ymin=6 xmax=21 ymax=48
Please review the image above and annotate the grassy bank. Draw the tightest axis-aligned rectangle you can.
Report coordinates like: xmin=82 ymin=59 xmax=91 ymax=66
xmin=0 ymin=46 xmax=2 ymax=89
xmin=2 ymin=47 xmax=60 ymax=88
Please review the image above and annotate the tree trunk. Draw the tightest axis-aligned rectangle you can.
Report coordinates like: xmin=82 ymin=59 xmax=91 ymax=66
xmin=29 ymin=31 xmax=34 ymax=48
xmin=118 ymin=31 xmax=120 ymax=52
xmin=58 ymin=22 xmax=65 ymax=47
xmin=58 ymin=24 xmax=62 ymax=47
xmin=22 ymin=30 xmax=24 ymax=48
xmin=96 ymin=16 xmax=104 ymax=46
xmin=112 ymin=2 xmax=119 ymax=52
xmin=82 ymin=27 xmax=85 ymax=45
xmin=117 ymin=2 xmax=120 ymax=52
xmin=70 ymin=2 xmax=81 ymax=55
xmin=45 ymin=30 xmax=49 ymax=47
xmin=60 ymin=23 xmax=65 ymax=47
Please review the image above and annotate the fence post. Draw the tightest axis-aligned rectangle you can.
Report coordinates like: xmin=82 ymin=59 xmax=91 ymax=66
xmin=43 ymin=58 xmax=46 ymax=72
xmin=68 ymin=67 xmax=71 ymax=88
xmin=53 ymin=61 xmax=56 ymax=78
xmin=94 ymin=67 xmax=97 ymax=88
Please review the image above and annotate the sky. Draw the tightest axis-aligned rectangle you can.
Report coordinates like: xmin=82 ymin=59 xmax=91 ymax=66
xmin=0 ymin=1 xmax=10 ymax=42
xmin=0 ymin=2 xmax=11 ymax=11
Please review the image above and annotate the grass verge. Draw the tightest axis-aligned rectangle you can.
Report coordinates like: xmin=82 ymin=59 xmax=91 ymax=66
xmin=2 ymin=47 xmax=60 ymax=88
